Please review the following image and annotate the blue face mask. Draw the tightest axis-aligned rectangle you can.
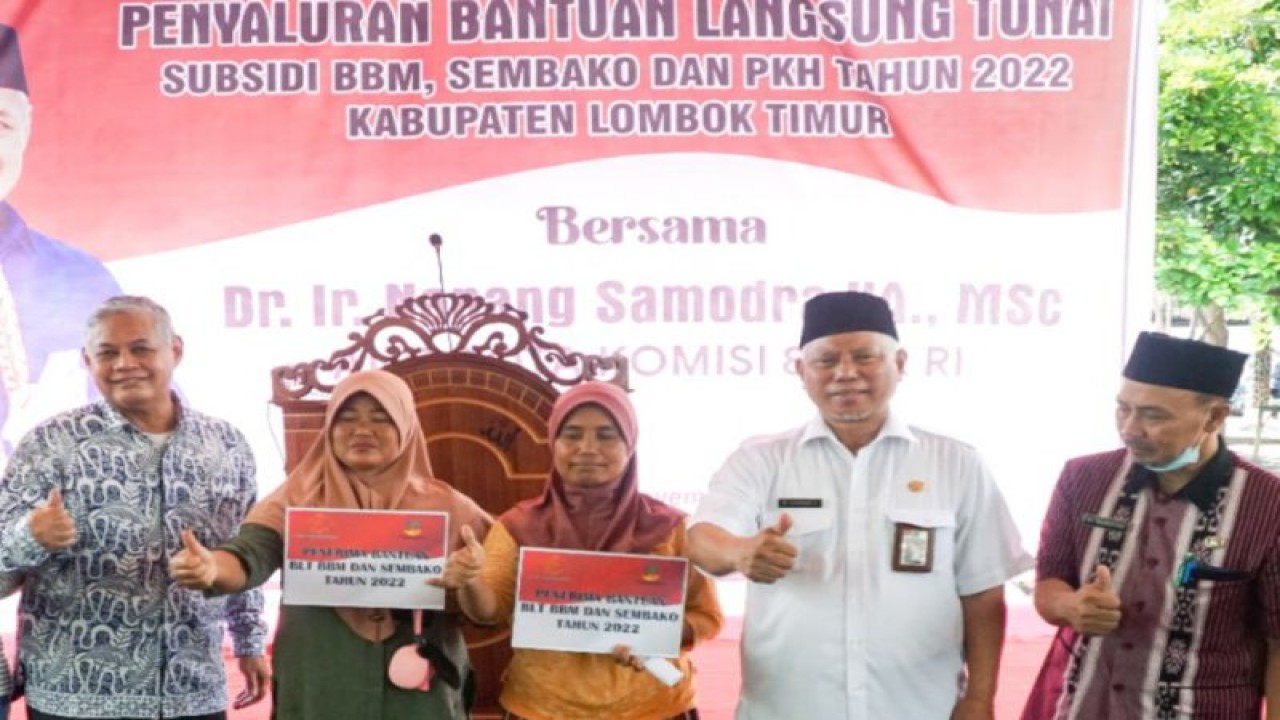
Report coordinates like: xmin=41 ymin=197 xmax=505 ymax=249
xmin=1140 ymin=441 xmax=1201 ymax=473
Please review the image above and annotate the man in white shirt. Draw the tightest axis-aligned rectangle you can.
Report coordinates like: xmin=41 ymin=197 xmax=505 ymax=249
xmin=688 ymin=290 xmax=1033 ymax=720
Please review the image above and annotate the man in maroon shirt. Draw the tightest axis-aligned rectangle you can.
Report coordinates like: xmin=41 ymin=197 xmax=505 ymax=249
xmin=1023 ymin=331 xmax=1280 ymax=720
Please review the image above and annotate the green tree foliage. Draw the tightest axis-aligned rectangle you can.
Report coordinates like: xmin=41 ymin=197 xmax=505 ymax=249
xmin=1157 ymin=0 xmax=1280 ymax=327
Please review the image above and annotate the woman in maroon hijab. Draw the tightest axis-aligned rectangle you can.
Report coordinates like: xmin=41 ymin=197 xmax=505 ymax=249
xmin=459 ymin=381 xmax=723 ymax=720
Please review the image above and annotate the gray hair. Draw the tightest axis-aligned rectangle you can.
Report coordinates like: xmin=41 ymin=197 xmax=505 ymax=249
xmin=84 ymin=295 xmax=177 ymax=347
xmin=800 ymin=331 xmax=900 ymax=359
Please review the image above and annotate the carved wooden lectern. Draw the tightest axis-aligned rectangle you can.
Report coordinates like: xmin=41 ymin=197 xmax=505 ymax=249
xmin=270 ymin=292 xmax=628 ymax=718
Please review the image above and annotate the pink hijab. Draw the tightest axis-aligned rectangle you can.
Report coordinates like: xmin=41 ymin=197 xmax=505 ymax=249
xmin=246 ymin=370 xmax=490 ymax=641
xmin=499 ymin=381 xmax=683 ymax=553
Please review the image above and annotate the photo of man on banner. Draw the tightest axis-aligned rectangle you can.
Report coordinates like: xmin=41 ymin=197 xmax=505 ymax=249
xmin=0 ymin=21 xmax=121 ymax=467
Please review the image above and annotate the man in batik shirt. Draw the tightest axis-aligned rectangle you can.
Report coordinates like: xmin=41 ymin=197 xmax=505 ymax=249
xmin=0 ymin=296 xmax=269 ymax=720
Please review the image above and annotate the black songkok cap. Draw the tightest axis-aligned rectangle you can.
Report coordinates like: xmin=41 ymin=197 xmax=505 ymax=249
xmin=800 ymin=291 xmax=898 ymax=347
xmin=0 ymin=25 xmax=26 ymax=95
xmin=1122 ymin=331 xmax=1247 ymax=398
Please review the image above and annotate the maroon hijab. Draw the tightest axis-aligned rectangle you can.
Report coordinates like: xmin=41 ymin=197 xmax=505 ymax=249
xmin=499 ymin=381 xmax=682 ymax=553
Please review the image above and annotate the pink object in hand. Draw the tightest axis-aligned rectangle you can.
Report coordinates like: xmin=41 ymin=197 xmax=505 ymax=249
xmin=387 ymin=610 xmax=434 ymax=692
xmin=388 ymin=644 xmax=433 ymax=691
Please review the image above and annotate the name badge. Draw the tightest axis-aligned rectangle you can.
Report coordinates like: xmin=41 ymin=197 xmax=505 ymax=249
xmin=891 ymin=523 xmax=934 ymax=573
xmin=778 ymin=498 xmax=823 ymax=509
xmin=1082 ymin=514 xmax=1128 ymax=532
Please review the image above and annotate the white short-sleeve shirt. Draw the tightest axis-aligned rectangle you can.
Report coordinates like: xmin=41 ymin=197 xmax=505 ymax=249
xmin=692 ymin=413 xmax=1033 ymax=720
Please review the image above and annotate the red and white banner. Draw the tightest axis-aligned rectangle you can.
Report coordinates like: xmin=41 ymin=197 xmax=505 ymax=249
xmin=283 ymin=508 xmax=449 ymax=608
xmin=0 ymin=0 xmax=1157 ymax=547
xmin=513 ymin=547 xmax=687 ymax=658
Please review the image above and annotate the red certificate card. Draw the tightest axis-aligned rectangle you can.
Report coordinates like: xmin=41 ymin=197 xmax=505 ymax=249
xmin=512 ymin=547 xmax=688 ymax=658
xmin=283 ymin=508 xmax=449 ymax=609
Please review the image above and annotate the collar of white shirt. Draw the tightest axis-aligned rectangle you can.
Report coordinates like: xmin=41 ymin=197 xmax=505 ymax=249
xmin=799 ymin=411 xmax=917 ymax=450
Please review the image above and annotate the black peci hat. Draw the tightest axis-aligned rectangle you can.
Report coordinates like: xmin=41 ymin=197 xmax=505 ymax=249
xmin=1122 ymin=331 xmax=1247 ymax=398
xmin=0 ymin=25 xmax=26 ymax=95
xmin=800 ymin=291 xmax=898 ymax=347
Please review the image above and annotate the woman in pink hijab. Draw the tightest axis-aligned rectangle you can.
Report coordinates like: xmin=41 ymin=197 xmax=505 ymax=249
xmin=170 ymin=370 xmax=491 ymax=720
xmin=458 ymin=381 xmax=722 ymax=720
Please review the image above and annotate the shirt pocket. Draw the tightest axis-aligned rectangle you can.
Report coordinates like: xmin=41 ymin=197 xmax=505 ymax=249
xmin=885 ymin=508 xmax=956 ymax=530
xmin=884 ymin=507 xmax=957 ymax=574
xmin=765 ymin=502 xmax=834 ymax=578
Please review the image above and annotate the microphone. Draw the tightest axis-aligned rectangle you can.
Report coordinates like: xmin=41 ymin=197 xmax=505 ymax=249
xmin=428 ymin=233 xmax=455 ymax=351
xmin=428 ymin=233 xmax=445 ymax=295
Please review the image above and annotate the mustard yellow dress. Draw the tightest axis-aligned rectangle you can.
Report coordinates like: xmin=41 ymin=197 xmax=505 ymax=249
xmin=482 ymin=521 xmax=722 ymax=720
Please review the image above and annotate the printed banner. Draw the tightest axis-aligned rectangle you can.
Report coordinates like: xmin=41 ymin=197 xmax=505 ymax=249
xmin=283 ymin=508 xmax=449 ymax=609
xmin=512 ymin=547 xmax=688 ymax=658
xmin=0 ymin=0 xmax=1156 ymax=552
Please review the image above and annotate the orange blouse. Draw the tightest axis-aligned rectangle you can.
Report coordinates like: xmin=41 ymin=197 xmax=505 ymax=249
xmin=482 ymin=520 xmax=723 ymax=720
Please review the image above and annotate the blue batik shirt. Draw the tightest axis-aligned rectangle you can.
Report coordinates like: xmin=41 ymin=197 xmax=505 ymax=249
xmin=0 ymin=397 xmax=268 ymax=718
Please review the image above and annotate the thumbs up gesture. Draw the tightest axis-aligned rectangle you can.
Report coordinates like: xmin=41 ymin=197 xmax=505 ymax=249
xmin=429 ymin=524 xmax=486 ymax=590
xmin=1071 ymin=564 xmax=1122 ymax=636
xmin=1090 ymin=564 xmax=1113 ymax=591
xmin=170 ymin=529 xmax=219 ymax=590
xmin=30 ymin=488 xmax=77 ymax=551
xmin=739 ymin=513 xmax=798 ymax=584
